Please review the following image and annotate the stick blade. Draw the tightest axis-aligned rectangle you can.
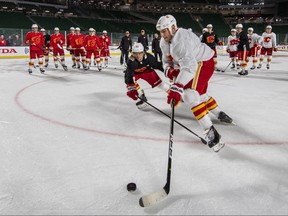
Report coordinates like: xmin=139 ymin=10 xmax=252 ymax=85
xmin=139 ymin=189 xmax=168 ymax=207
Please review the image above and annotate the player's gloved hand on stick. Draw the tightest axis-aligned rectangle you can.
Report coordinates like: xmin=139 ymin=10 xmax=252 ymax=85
xmin=167 ymin=83 xmax=184 ymax=107
xmin=273 ymin=47 xmax=278 ymax=52
xmin=226 ymin=49 xmax=230 ymax=53
xmin=126 ymin=84 xmax=138 ymax=100
xmin=164 ymin=66 xmax=180 ymax=81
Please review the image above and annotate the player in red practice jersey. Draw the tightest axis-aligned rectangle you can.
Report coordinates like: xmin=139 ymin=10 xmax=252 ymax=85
xmin=66 ymin=27 xmax=76 ymax=68
xmin=85 ymin=28 xmax=102 ymax=71
xmin=25 ymin=24 xmax=45 ymax=74
xmin=49 ymin=27 xmax=67 ymax=69
xmin=69 ymin=27 xmax=86 ymax=69
xmin=99 ymin=30 xmax=111 ymax=69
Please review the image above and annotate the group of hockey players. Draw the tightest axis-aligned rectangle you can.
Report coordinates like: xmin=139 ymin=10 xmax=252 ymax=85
xmin=201 ymin=23 xmax=277 ymax=76
xmin=124 ymin=15 xmax=239 ymax=153
xmin=25 ymin=24 xmax=111 ymax=74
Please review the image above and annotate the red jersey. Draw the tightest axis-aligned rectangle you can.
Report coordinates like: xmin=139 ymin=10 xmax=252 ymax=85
xmin=85 ymin=35 xmax=101 ymax=51
xmin=72 ymin=33 xmax=86 ymax=48
xmin=66 ymin=33 xmax=75 ymax=48
xmin=99 ymin=35 xmax=111 ymax=49
xmin=0 ymin=38 xmax=6 ymax=46
xmin=50 ymin=33 xmax=65 ymax=49
xmin=25 ymin=31 xmax=44 ymax=51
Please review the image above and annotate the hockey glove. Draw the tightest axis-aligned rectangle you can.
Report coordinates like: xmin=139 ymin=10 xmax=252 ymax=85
xmin=164 ymin=67 xmax=180 ymax=81
xmin=218 ymin=41 xmax=224 ymax=46
xmin=273 ymin=47 xmax=278 ymax=52
xmin=167 ymin=83 xmax=184 ymax=107
xmin=126 ymin=84 xmax=138 ymax=100
xmin=226 ymin=49 xmax=230 ymax=53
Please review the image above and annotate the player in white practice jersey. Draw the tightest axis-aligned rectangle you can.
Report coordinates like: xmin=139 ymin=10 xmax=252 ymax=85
xmin=258 ymin=25 xmax=277 ymax=69
xmin=226 ymin=29 xmax=239 ymax=69
xmin=157 ymin=15 xmax=233 ymax=152
xmin=247 ymin=27 xmax=262 ymax=70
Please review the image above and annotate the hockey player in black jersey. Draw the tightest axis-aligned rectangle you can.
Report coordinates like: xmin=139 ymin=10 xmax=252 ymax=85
xmin=124 ymin=43 xmax=169 ymax=109
xmin=40 ymin=28 xmax=51 ymax=67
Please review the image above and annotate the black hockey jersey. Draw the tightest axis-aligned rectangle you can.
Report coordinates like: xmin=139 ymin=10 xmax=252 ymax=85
xmin=201 ymin=31 xmax=219 ymax=49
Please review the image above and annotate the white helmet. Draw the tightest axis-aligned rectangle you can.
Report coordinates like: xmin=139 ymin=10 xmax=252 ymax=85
xmin=54 ymin=27 xmax=59 ymax=31
xmin=132 ymin=43 xmax=144 ymax=53
xmin=32 ymin=24 xmax=38 ymax=28
xmin=236 ymin=24 xmax=243 ymax=29
xmin=89 ymin=28 xmax=95 ymax=32
xmin=202 ymin=28 xmax=208 ymax=33
xmin=248 ymin=27 xmax=254 ymax=32
xmin=40 ymin=28 xmax=45 ymax=32
xmin=70 ymin=27 xmax=75 ymax=31
xmin=75 ymin=27 xmax=80 ymax=31
xmin=103 ymin=30 xmax=107 ymax=34
xmin=156 ymin=15 xmax=177 ymax=33
xmin=266 ymin=25 xmax=272 ymax=29
xmin=231 ymin=29 xmax=236 ymax=32
xmin=207 ymin=24 xmax=213 ymax=28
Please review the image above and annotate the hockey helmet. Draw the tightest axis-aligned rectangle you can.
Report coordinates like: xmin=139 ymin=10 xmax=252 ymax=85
xmin=156 ymin=15 xmax=177 ymax=33
xmin=236 ymin=24 xmax=243 ymax=29
xmin=207 ymin=24 xmax=213 ymax=28
xmin=89 ymin=28 xmax=95 ymax=32
xmin=70 ymin=27 xmax=75 ymax=31
xmin=54 ymin=27 xmax=60 ymax=31
xmin=31 ymin=24 xmax=38 ymax=29
xmin=40 ymin=28 xmax=45 ymax=32
xmin=103 ymin=30 xmax=107 ymax=34
xmin=266 ymin=25 xmax=272 ymax=29
xmin=248 ymin=27 xmax=254 ymax=32
xmin=132 ymin=43 xmax=144 ymax=53
xmin=75 ymin=27 xmax=80 ymax=31
xmin=231 ymin=29 xmax=237 ymax=32
xmin=202 ymin=28 xmax=208 ymax=33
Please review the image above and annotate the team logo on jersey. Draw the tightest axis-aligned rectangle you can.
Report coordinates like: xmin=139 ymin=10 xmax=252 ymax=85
xmin=207 ymin=35 xmax=215 ymax=43
xmin=88 ymin=40 xmax=96 ymax=47
xmin=264 ymin=37 xmax=271 ymax=42
xmin=75 ymin=38 xmax=84 ymax=45
xmin=31 ymin=36 xmax=41 ymax=44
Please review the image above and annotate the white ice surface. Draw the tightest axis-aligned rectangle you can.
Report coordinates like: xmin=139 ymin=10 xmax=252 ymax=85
xmin=0 ymin=54 xmax=288 ymax=215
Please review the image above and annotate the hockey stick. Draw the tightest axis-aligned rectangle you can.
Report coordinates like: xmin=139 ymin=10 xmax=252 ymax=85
xmin=50 ymin=52 xmax=68 ymax=71
xmin=137 ymin=95 xmax=207 ymax=144
xmin=139 ymin=100 xmax=175 ymax=207
xmin=221 ymin=61 xmax=232 ymax=72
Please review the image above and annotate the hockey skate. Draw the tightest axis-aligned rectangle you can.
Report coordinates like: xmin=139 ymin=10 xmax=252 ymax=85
xmin=28 ymin=69 xmax=32 ymax=74
xmin=231 ymin=63 xmax=236 ymax=69
xmin=136 ymin=93 xmax=148 ymax=109
xmin=266 ymin=64 xmax=270 ymax=69
xmin=204 ymin=125 xmax=225 ymax=152
xmin=236 ymin=64 xmax=240 ymax=69
xmin=238 ymin=70 xmax=248 ymax=76
xmin=77 ymin=63 xmax=81 ymax=69
xmin=215 ymin=67 xmax=221 ymax=72
xmin=218 ymin=111 xmax=234 ymax=124
xmin=98 ymin=64 xmax=103 ymax=71
xmin=55 ymin=64 xmax=58 ymax=69
xmin=72 ymin=63 xmax=76 ymax=69
xmin=40 ymin=68 xmax=45 ymax=73
xmin=250 ymin=65 xmax=256 ymax=70
xmin=257 ymin=63 xmax=262 ymax=69
xmin=44 ymin=63 xmax=48 ymax=68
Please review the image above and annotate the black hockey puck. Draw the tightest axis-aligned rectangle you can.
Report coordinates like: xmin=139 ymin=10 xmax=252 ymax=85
xmin=127 ymin=182 xmax=137 ymax=192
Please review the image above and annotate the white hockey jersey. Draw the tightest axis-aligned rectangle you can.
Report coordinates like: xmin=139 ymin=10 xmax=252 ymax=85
xmin=261 ymin=32 xmax=276 ymax=48
xmin=160 ymin=28 xmax=214 ymax=86
xmin=227 ymin=35 xmax=238 ymax=52
xmin=248 ymin=33 xmax=262 ymax=48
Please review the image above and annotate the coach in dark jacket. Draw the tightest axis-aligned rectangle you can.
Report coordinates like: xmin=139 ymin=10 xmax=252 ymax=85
xmin=138 ymin=29 xmax=148 ymax=51
xmin=118 ymin=31 xmax=132 ymax=65
xmin=236 ymin=24 xmax=250 ymax=75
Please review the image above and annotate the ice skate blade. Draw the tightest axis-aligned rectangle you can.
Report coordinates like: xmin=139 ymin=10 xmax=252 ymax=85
xmin=213 ymin=141 xmax=225 ymax=152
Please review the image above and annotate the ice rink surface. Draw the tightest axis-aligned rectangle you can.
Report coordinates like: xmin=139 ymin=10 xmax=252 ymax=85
xmin=0 ymin=53 xmax=288 ymax=215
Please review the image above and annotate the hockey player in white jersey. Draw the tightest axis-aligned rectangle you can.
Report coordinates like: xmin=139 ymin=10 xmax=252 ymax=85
xmin=247 ymin=27 xmax=262 ymax=70
xmin=226 ymin=29 xmax=239 ymax=69
xmin=258 ymin=25 xmax=277 ymax=69
xmin=156 ymin=15 xmax=233 ymax=152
